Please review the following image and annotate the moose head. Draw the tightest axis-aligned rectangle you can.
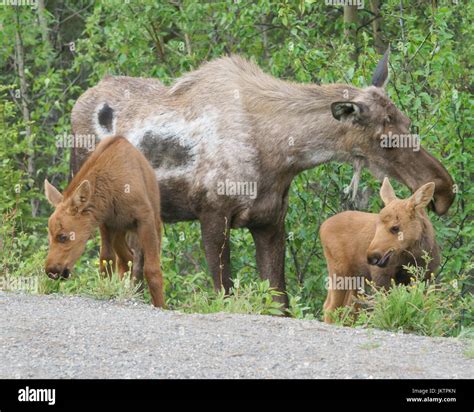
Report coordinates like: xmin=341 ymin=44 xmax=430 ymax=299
xmin=367 ymin=177 xmax=435 ymax=268
xmin=330 ymin=49 xmax=454 ymax=216
xmin=44 ymin=179 xmax=95 ymax=280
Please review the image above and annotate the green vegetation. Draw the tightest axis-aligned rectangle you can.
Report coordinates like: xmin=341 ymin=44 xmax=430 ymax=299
xmin=330 ymin=255 xmax=473 ymax=337
xmin=457 ymin=327 xmax=474 ymax=360
xmin=0 ymin=1 xmax=472 ymax=336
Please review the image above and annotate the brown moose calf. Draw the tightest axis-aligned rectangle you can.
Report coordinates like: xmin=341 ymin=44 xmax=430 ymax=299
xmin=320 ymin=178 xmax=440 ymax=323
xmin=44 ymin=136 xmax=164 ymax=307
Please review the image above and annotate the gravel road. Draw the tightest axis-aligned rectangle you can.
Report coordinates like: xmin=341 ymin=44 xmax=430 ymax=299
xmin=1 ymin=291 xmax=472 ymax=379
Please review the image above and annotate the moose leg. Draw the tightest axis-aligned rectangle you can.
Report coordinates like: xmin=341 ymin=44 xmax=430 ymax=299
xmin=112 ymin=231 xmax=134 ymax=279
xmin=199 ymin=214 xmax=232 ymax=294
xmin=99 ymin=224 xmax=116 ymax=277
xmin=323 ymin=290 xmax=334 ymax=323
xmin=343 ymin=289 xmax=358 ymax=307
xmin=137 ymin=215 xmax=164 ymax=308
xmin=323 ymin=288 xmax=350 ymax=324
xmin=250 ymin=222 xmax=288 ymax=308
xmin=323 ymin=270 xmax=360 ymax=323
xmin=132 ymin=247 xmax=145 ymax=293
xmin=126 ymin=232 xmax=145 ymax=292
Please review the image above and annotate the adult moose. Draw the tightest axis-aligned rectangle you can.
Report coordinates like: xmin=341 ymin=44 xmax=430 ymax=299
xmin=71 ymin=51 xmax=454 ymax=307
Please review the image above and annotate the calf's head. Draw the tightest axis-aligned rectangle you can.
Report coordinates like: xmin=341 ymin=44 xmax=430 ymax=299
xmin=366 ymin=177 xmax=435 ymax=268
xmin=331 ymin=49 xmax=454 ymax=215
xmin=44 ymin=179 xmax=95 ymax=280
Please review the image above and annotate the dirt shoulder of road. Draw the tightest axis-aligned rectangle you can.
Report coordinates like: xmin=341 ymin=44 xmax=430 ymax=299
xmin=1 ymin=291 xmax=472 ymax=379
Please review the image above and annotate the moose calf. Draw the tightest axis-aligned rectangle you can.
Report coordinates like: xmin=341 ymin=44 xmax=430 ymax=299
xmin=320 ymin=178 xmax=440 ymax=323
xmin=44 ymin=136 xmax=164 ymax=307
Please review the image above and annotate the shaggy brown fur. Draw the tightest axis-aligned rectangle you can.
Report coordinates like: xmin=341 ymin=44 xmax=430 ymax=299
xmin=44 ymin=136 xmax=164 ymax=307
xmin=320 ymin=178 xmax=439 ymax=323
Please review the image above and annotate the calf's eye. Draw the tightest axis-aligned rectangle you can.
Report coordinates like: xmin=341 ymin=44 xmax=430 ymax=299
xmin=390 ymin=226 xmax=400 ymax=234
xmin=57 ymin=234 xmax=68 ymax=243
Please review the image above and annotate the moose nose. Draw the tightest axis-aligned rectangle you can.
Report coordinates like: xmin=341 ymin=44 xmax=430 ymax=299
xmin=46 ymin=271 xmax=59 ymax=280
xmin=46 ymin=266 xmax=62 ymax=280
xmin=367 ymin=253 xmax=382 ymax=266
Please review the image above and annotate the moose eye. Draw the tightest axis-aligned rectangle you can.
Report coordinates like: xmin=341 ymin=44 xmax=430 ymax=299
xmin=57 ymin=234 xmax=69 ymax=243
xmin=390 ymin=226 xmax=400 ymax=234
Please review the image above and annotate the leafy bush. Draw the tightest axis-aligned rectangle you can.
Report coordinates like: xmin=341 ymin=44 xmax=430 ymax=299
xmin=330 ymin=255 xmax=473 ymax=337
xmin=177 ymin=276 xmax=285 ymax=316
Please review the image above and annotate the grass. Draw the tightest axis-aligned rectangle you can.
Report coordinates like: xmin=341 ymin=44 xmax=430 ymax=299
xmin=5 ymin=251 xmax=469 ymax=337
xmin=463 ymin=342 xmax=474 ymax=360
xmin=178 ymin=277 xmax=285 ymax=316
xmin=328 ymin=254 xmax=473 ymax=337
xmin=1 ymin=228 xmax=471 ymax=337
xmin=0 ymin=232 xmax=292 ymax=315
xmin=457 ymin=327 xmax=474 ymax=360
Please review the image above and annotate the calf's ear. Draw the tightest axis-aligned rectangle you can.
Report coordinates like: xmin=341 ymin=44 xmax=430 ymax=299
xmin=44 ymin=179 xmax=63 ymax=207
xmin=71 ymin=180 xmax=92 ymax=211
xmin=380 ymin=177 xmax=397 ymax=205
xmin=409 ymin=182 xmax=435 ymax=210
xmin=331 ymin=101 xmax=368 ymax=125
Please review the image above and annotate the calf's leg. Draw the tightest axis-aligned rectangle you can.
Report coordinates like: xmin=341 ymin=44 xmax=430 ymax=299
xmin=113 ymin=231 xmax=134 ymax=279
xmin=99 ymin=224 xmax=116 ymax=277
xmin=323 ymin=287 xmax=350 ymax=323
xmin=126 ymin=232 xmax=145 ymax=292
xmin=137 ymin=215 xmax=164 ymax=308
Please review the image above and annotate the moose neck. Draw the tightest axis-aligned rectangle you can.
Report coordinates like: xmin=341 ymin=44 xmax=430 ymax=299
xmin=64 ymin=174 xmax=112 ymax=226
xmin=412 ymin=210 xmax=438 ymax=259
xmin=86 ymin=176 xmax=113 ymax=224
xmin=64 ymin=137 xmax=121 ymax=225
xmin=399 ymin=209 xmax=439 ymax=271
xmin=244 ymin=80 xmax=362 ymax=177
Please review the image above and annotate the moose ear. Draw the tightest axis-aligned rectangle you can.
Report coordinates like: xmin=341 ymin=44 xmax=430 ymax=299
xmin=331 ymin=101 xmax=368 ymax=124
xmin=371 ymin=47 xmax=390 ymax=88
xmin=409 ymin=182 xmax=435 ymax=210
xmin=44 ymin=179 xmax=63 ymax=207
xmin=71 ymin=180 xmax=92 ymax=211
xmin=380 ymin=177 xmax=397 ymax=205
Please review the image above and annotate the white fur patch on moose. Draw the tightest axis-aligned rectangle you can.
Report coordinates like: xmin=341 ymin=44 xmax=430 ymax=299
xmin=122 ymin=105 xmax=258 ymax=204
